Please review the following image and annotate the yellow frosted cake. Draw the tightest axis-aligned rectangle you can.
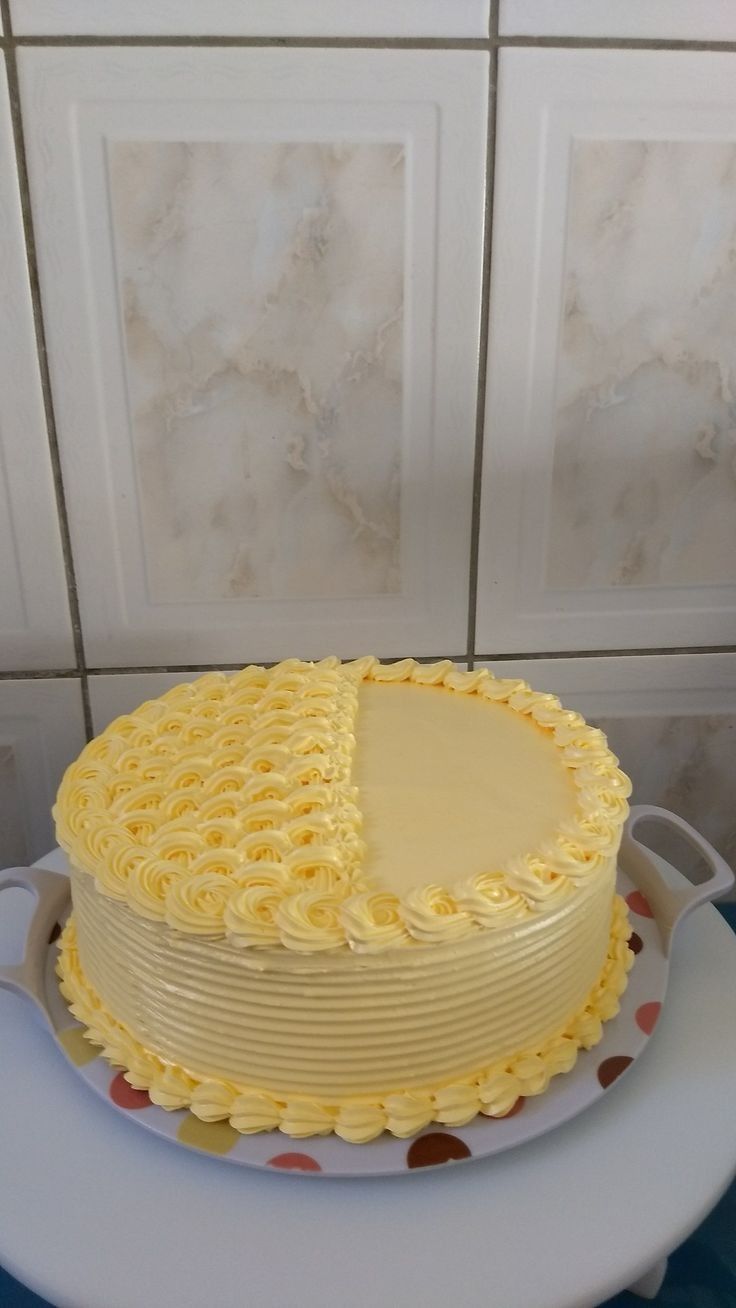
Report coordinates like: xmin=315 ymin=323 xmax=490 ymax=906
xmin=54 ymin=657 xmax=634 ymax=1143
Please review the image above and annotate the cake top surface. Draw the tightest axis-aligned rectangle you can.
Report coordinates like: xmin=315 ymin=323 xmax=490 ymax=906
xmin=355 ymin=679 xmax=577 ymax=894
xmin=54 ymin=657 xmax=632 ymax=951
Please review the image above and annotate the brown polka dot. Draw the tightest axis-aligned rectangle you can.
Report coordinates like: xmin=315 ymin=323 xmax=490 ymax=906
xmin=407 ymin=1132 xmax=471 ymax=1169
xmin=268 ymin=1152 xmax=322 ymax=1172
xmin=109 ymin=1071 xmax=152 ymax=1110
xmin=628 ymin=931 xmax=643 ymax=955
xmin=48 ymin=921 xmax=62 ymax=944
xmin=597 ymin=1055 xmax=633 ymax=1090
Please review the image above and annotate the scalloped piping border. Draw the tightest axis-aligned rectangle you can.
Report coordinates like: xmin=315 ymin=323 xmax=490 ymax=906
xmin=56 ymin=896 xmax=633 ymax=1144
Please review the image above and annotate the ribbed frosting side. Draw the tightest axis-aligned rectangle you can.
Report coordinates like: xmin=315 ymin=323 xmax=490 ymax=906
xmin=58 ymin=884 xmax=633 ymax=1142
xmin=69 ymin=860 xmax=616 ymax=1098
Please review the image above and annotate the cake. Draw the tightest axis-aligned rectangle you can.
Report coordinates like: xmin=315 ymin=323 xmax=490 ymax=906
xmin=54 ymin=657 xmax=634 ymax=1143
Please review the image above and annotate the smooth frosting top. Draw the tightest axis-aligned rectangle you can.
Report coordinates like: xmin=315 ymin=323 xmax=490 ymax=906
xmin=355 ymin=679 xmax=577 ymax=894
xmin=54 ymin=657 xmax=632 ymax=952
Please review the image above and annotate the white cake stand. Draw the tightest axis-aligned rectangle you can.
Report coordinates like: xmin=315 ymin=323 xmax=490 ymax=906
xmin=1 ymin=818 xmax=736 ymax=1308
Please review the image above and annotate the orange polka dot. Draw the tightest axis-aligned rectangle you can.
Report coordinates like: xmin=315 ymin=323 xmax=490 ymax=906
xmin=109 ymin=1071 xmax=152 ymax=1110
xmin=626 ymin=891 xmax=653 ymax=919
xmin=268 ymin=1152 xmax=322 ymax=1172
xmin=636 ymin=1002 xmax=661 ymax=1035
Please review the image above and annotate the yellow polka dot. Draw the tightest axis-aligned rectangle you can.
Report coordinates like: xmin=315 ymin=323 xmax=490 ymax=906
xmin=58 ymin=1026 xmax=99 ymax=1067
xmin=177 ymin=1114 xmax=239 ymax=1155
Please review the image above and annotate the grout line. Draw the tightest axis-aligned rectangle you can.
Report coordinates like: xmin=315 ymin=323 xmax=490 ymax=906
xmin=1 ymin=2 xmax=93 ymax=741
xmin=4 ymin=33 xmax=736 ymax=51
xmin=489 ymin=0 xmax=500 ymax=40
xmin=0 ymin=668 xmax=80 ymax=680
xmin=465 ymin=36 xmax=497 ymax=670
xmin=8 ymin=34 xmax=489 ymax=49
xmin=493 ymin=34 xmax=736 ymax=51
xmin=2 ymin=648 xmax=733 ymax=682
xmin=476 ymin=646 xmax=736 ymax=662
xmin=83 ymin=655 xmax=471 ymax=676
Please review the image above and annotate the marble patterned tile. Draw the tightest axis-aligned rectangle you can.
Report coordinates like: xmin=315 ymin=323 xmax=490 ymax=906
xmin=500 ymin=0 xmax=736 ymax=39
xmin=108 ymin=140 xmax=404 ymax=604
xmin=0 ymin=679 xmax=87 ymax=865
xmin=598 ymin=714 xmax=736 ymax=881
xmin=547 ymin=139 xmax=736 ymax=591
xmin=0 ymin=62 xmax=74 ymax=669
xmin=480 ymin=655 xmax=736 ymax=890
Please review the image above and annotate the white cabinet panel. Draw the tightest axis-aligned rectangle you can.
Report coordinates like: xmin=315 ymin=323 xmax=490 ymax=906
xmin=480 ymin=653 xmax=736 ymax=885
xmin=11 ymin=0 xmax=489 ymax=37
xmin=20 ymin=48 xmax=487 ymax=666
xmin=500 ymin=1 xmax=736 ymax=39
xmin=0 ymin=679 xmax=86 ymax=866
xmin=478 ymin=50 xmax=736 ymax=654
xmin=0 ymin=66 xmax=74 ymax=671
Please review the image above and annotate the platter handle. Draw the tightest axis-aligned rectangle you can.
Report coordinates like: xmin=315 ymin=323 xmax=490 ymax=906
xmin=622 ymin=806 xmax=734 ymax=956
xmin=0 ymin=866 xmax=70 ymax=1030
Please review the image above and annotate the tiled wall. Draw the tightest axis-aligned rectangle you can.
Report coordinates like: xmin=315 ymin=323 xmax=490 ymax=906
xmin=1 ymin=1 xmax=735 ymax=878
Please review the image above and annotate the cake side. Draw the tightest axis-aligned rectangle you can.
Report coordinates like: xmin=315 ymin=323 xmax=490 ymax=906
xmin=58 ymin=893 xmax=633 ymax=1142
xmin=66 ymin=853 xmax=617 ymax=1098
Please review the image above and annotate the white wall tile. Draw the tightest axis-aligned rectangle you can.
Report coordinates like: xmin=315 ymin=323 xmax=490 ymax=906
xmin=11 ymin=0 xmax=489 ymax=37
xmin=480 ymin=653 xmax=736 ymax=882
xmin=0 ymin=679 xmax=86 ymax=866
xmin=0 ymin=65 xmax=74 ymax=671
xmin=20 ymin=48 xmax=488 ymax=666
xmin=500 ymin=0 xmax=736 ymax=39
xmin=478 ymin=49 xmax=736 ymax=653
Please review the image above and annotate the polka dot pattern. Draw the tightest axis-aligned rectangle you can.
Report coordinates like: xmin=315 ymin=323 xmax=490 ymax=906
xmin=597 ymin=1055 xmax=633 ymax=1090
xmin=109 ymin=1071 xmax=152 ymax=1110
xmin=626 ymin=891 xmax=654 ymax=919
xmin=57 ymin=1026 xmax=98 ymax=1068
xmin=268 ymin=1152 xmax=322 ymax=1172
xmin=176 ymin=1114 xmax=239 ymax=1155
xmin=628 ymin=931 xmax=644 ymax=955
xmin=407 ymin=1132 xmax=472 ymax=1168
xmin=636 ymin=1001 xmax=661 ymax=1035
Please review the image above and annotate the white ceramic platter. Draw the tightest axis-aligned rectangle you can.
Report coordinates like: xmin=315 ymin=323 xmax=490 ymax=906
xmin=0 ymin=806 xmax=732 ymax=1178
